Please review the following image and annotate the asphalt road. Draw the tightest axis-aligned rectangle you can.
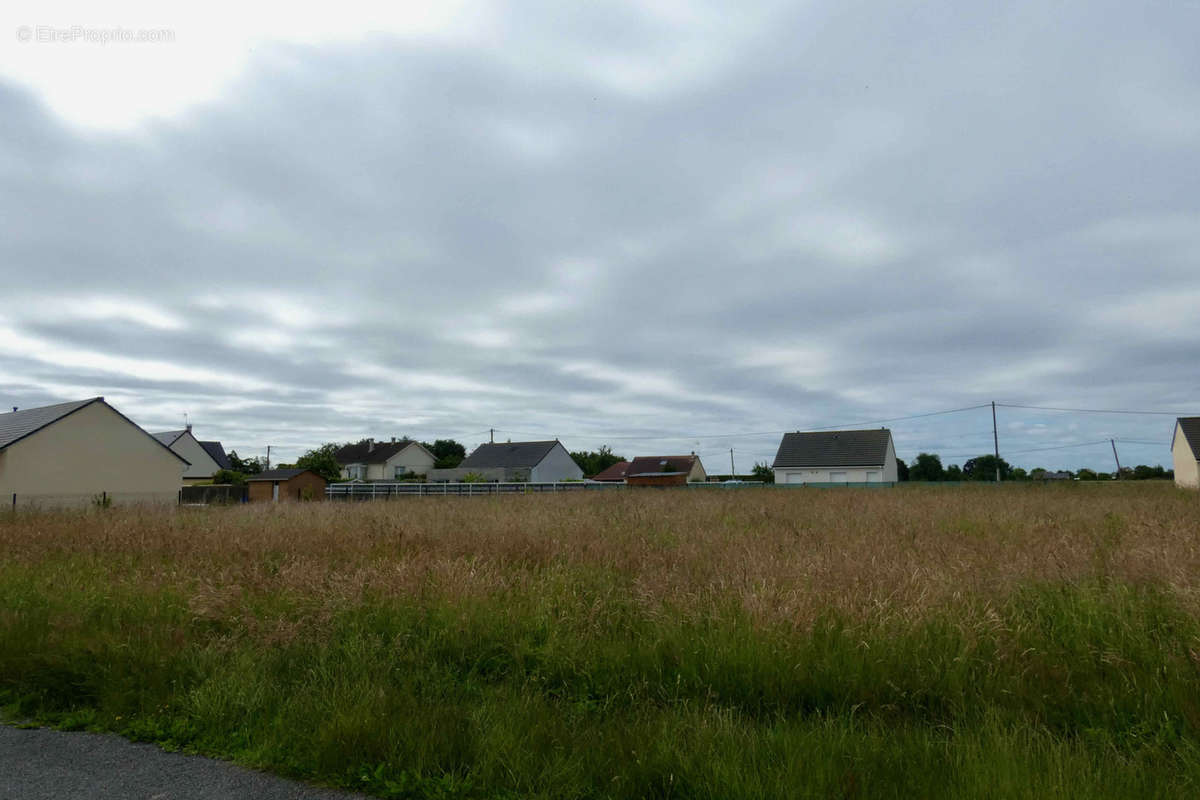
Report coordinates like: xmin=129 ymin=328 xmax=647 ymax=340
xmin=0 ymin=725 xmax=366 ymax=800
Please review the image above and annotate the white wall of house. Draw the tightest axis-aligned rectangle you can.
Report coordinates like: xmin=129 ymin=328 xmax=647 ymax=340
xmin=378 ymin=444 xmax=436 ymax=479
xmin=1173 ymin=423 xmax=1199 ymax=489
xmin=0 ymin=401 xmax=186 ymax=506
xmin=688 ymin=459 xmax=707 ymax=482
xmin=167 ymin=431 xmax=222 ymax=483
xmin=530 ymin=442 xmax=585 ymax=482
xmin=774 ymin=467 xmax=892 ymax=484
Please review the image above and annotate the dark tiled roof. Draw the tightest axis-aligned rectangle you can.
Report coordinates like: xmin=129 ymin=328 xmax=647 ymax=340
xmin=0 ymin=398 xmax=99 ymax=449
xmin=153 ymin=429 xmax=187 ymax=447
xmin=591 ymin=461 xmax=630 ymax=481
xmin=200 ymin=441 xmax=231 ymax=470
xmin=334 ymin=439 xmax=426 ymax=465
xmin=772 ymin=429 xmax=893 ymax=468
xmin=1176 ymin=418 xmax=1200 ymax=458
xmin=247 ymin=468 xmax=318 ymax=481
xmin=625 ymin=455 xmax=699 ymax=476
xmin=1 ymin=398 xmax=189 ymax=464
xmin=460 ymin=441 xmax=559 ymax=469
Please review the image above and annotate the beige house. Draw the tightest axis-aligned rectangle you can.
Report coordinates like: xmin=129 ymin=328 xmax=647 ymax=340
xmin=772 ymin=428 xmax=900 ymax=484
xmin=153 ymin=427 xmax=230 ymax=484
xmin=334 ymin=438 xmax=436 ymax=481
xmin=1172 ymin=418 xmax=1200 ymax=489
xmin=0 ymin=397 xmax=188 ymax=507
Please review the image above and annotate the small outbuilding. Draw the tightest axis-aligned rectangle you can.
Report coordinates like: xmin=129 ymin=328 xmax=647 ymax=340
xmin=1172 ymin=417 xmax=1200 ymax=489
xmin=0 ymin=397 xmax=188 ymax=507
xmin=772 ymin=428 xmax=899 ymax=484
xmin=246 ymin=468 xmax=327 ymax=502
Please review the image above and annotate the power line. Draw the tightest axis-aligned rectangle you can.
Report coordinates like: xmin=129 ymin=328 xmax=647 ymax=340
xmin=996 ymin=403 xmax=1184 ymax=416
xmin=490 ymin=403 xmax=991 ymax=443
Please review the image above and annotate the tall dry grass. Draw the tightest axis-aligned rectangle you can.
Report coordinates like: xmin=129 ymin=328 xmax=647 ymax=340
xmin=4 ymin=483 xmax=1198 ymax=622
xmin=2 ymin=483 xmax=1200 ymax=798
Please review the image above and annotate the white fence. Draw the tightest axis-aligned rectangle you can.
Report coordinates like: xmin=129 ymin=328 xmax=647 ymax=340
xmin=325 ymin=481 xmax=776 ymax=500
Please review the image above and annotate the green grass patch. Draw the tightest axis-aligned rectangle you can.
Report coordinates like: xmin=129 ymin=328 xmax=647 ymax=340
xmin=3 ymin=559 xmax=1200 ymax=798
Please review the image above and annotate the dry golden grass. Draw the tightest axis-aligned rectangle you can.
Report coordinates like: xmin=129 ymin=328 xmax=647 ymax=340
xmin=4 ymin=483 xmax=1198 ymax=627
xmin=5 ymin=483 xmax=1200 ymax=798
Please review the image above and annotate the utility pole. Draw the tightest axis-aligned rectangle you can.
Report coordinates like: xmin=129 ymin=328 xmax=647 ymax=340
xmin=266 ymin=445 xmax=271 ymax=471
xmin=490 ymin=428 xmax=494 ymax=444
xmin=992 ymin=401 xmax=1001 ymax=483
xmin=1111 ymin=439 xmax=1122 ymax=478
xmin=730 ymin=448 xmax=735 ymax=478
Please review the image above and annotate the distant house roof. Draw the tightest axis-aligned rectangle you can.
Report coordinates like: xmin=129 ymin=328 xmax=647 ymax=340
xmin=199 ymin=441 xmax=231 ymax=470
xmin=625 ymin=455 xmax=700 ymax=477
xmin=334 ymin=439 xmax=430 ymax=465
xmin=591 ymin=461 xmax=630 ymax=481
xmin=152 ymin=430 xmax=231 ymax=471
xmin=246 ymin=468 xmax=322 ymax=482
xmin=772 ymin=429 xmax=893 ymax=469
xmin=459 ymin=441 xmax=560 ymax=469
xmin=153 ymin=429 xmax=188 ymax=447
xmin=1 ymin=397 xmax=189 ymax=464
xmin=1175 ymin=417 xmax=1200 ymax=458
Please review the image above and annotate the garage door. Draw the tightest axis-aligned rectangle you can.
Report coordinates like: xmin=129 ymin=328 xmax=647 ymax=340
xmin=865 ymin=471 xmax=881 ymax=482
xmin=786 ymin=472 xmax=805 ymax=484
xmin=829 ymin=471 xmax=847 ymax=482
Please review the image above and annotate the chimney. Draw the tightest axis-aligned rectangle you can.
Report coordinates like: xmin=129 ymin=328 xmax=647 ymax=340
xmin=367 ymin=437 xmax=375 ymax=453
xmin=186 ymin=423 xmax=192 ymax=433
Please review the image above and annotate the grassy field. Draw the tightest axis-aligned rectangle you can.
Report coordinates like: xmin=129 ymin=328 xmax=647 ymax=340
xmin=2 ymin=484 xmax=1200 ymax=798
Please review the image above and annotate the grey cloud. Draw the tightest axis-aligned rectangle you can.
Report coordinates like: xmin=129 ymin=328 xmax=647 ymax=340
xmin=2 ymin=0 xmax=1198 ymax=469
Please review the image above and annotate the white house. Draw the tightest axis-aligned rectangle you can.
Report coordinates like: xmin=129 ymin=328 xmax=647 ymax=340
xmin=432 ymin=440 xmax=583 ymax=483
xmin=333 ymin=438 xmax=437 ymax=481
xmin=153 ymin=427 xmax=229 ymax=484
xmin=0 ymin=398 xmax=189 ymax=506
xmin=1172 ymin=418 xmax=1200 ymax=489
xmin=772 ymin=428 xmax=899 ymax=484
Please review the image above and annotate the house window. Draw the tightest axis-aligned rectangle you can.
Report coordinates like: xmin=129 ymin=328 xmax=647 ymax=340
xmin=347 ymin=464 xmax=365 ymax=480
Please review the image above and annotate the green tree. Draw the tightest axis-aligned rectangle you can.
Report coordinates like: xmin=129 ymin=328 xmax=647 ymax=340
xmin=422 ymin=439 xmax=466 ymax=469
xmin=1009 ymin=467 xmax=1029 ymax=481
xmin=750 ymin=462 xmax=775 ymax=483
xmin=295 ymin=443 xmax=343 ymax=482
xmin=962 ymin=454 xmax=1012 ymax=481
xmin=896 ymin=459 xmax=910 ymax=481
xmin=945 ymin=464 xmax=964 ymax=481
xmin=570 ymin=445 xmax=626 ymax=477
xmin=228 ymin=450 xmax=263 ymax=475
xmin=211 ymin=469 xmax=246 ymax=485
xmin=1076 ymin=468 xmax=1098 ymax=481
xmin=908 ymin=453 xmax=944 ymax=482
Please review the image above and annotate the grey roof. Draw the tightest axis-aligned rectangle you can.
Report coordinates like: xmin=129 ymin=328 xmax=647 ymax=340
xmin=1175 ymin=418 xmax=1200 ymax=458
xmin=152 ymin=429 xmax=187 ymax=447
xmin=334 ymin=439 xmax=429 ymax=465
xmin=0 ymin=397 xmax=189 ymax=464
xmin=199 ymin=441 xmax=231 ymax=470
xmin=772 ymin=428 xmax=893 ymax=468
xmin=246 ymin=468 xmax=320 ymax=481
xmin=459 ymin=440 xmax=560 ymax=469
xmin=0 ymin=398 xmax=99 ymax=450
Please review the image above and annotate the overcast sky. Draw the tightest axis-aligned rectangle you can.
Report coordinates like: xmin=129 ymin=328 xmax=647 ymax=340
xmin=2 ymin=0 xmax=1198 ymax=471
